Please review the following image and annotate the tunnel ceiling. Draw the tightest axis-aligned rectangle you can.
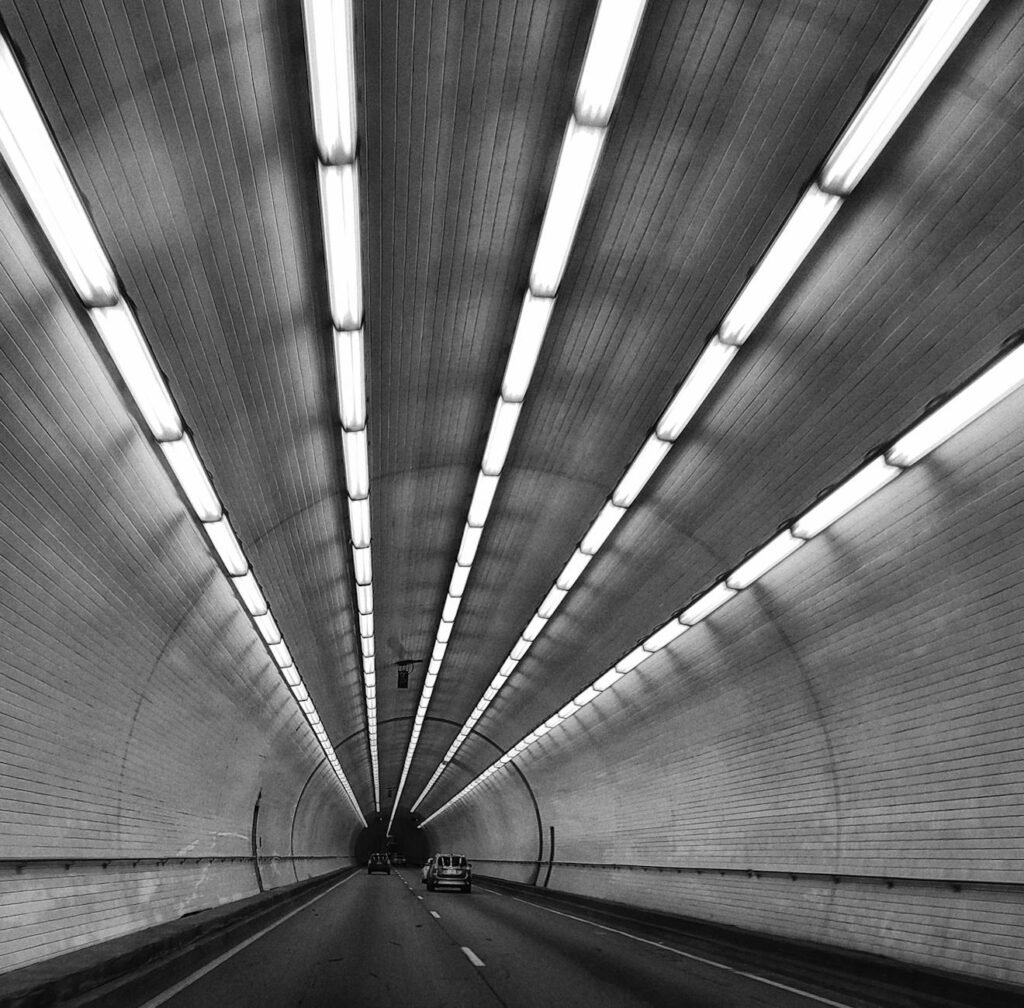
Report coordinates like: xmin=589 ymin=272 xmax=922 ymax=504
xmin=2 ymin=1 xmax=1022 ymax=823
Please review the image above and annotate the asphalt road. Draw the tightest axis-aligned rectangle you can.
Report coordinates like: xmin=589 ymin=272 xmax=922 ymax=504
xmin=133 ymin=869 xmax=874 ymax=1008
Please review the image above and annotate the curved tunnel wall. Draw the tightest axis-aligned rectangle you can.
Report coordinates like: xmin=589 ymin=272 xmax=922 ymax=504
xmin=0 ymin=186 xmax=359 ymax=975
xmin=435 ymin=385 xmax=1024 ymax=987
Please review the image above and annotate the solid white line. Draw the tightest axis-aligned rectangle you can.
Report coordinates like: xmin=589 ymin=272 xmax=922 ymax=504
xmin=138 ymin=873 xmax=358 ymax=1007
xmin=429 ymin=910 xmax=440 ymax=919
xmin=461 ymin=946 xmax=485 ymax=967
xmin=497 ymin=893 xmax=856 ymax=1008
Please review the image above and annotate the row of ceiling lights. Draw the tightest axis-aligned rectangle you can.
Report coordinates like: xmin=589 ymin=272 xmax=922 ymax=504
xmin=301 ymin=0 xmax=380 ymax=811
xmin=424 ymin=334 xmax=1024 ymax=826
xmin=416 ymin=0 xmax=991 ymax=820
xmin=0 ymin=31 xmax=365 ymax=823
xmin=386 ymin=0 xmax=653 ymax=832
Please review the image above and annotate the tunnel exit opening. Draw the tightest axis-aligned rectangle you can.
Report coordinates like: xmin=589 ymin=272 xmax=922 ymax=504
xmin=355 ymin=811 xmax=432 ymax=865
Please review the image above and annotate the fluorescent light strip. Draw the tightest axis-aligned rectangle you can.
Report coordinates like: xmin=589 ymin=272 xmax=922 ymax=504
xmin=574 ymin=0 xmax=649 ymax=128
xmin=393 ymin=6 xmax=648 ymax=829
xmin=530 ymin=119 xmax=607 ymax=297
xmin=335 ymin=329 xmax=366 ymax=430
xmin=820 ymin=0 xmax=989 ymax=195
xmin=0 ymin=34 xmax=118 ymax=307
xmin=160 ymin=435 xmax=222 ymax=522
xmin=90 ymin=304 xmax=183 ymax=442
xmin=301 ymin=0 xmax=358 ymax=166
xmin=424 ymin=342 xmax=1024 ymax=825
xmin=302 ymin=5 xmax=379 ymax=811
xmin=886 ymin=342 xmax=1024 ymax=467
xmin=718 ymin=185 xmax=841 ymax=347
xmin=319 ymin=162 xmax=363 ymax=331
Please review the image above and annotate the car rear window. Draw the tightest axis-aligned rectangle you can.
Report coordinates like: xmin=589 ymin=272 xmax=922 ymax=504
xmin=437 ymin=855 xmax=466 ymax=868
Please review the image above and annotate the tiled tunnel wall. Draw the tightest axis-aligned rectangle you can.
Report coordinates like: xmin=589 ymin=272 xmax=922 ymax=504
xmin=436 ymin=385 xmax=1024 ymax=988
xmin=0 ymin=185 xmax=358 ymax=975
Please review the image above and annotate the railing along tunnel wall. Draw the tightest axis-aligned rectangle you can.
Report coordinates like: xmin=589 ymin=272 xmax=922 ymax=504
xmin=434 ymin=384 xmax=1024 ymax=989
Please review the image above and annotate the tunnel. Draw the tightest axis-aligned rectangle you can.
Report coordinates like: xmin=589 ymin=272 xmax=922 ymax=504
xmin=1 ymin=1 xmax=1023 ymax=1005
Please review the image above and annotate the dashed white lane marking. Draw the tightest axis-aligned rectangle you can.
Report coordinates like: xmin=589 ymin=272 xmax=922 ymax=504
xmin=461 ymin=946 xmax=485 ymax=967
xmin=138 ymin=872 xmax=359 ymax=1007
xmin=417 ymin=895 xmax=423 ymax=900
xmin=490 ymin=891 xmax=856 ymax=1008
xmin=429 ymin=910 xmax=440 ymax=919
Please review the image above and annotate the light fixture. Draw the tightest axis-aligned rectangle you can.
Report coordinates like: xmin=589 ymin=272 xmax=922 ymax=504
xmin=593 ymin=668 xmax=623 ymax=692
xmin=352 ymin=544 xmax=371 ymax=584
xmin=642 ymin=618 xmax=688 ymax=653
xmin=510 ymin=637 xmax=530 ymax=661
xmin=820 ymin=0 xmax=988 ymax=195
xmin=502 ymin=294 xmax=556 ymax=402
xmin=574 ymin=0 xmax=648 ymax=127
xmin=355 ymin=582 xmax=373 ymax=615
xmin=727 ymin=531 xmax=804 ymax=590
xmin=457 ymin=523 xmax=483 ymax=566
xmin=611 ymin=434 xmax=673 ymax=507
xmin=281 ymin=665 xmax=301 ymax=688
xmin=555 ymin=549 xmax=592 ymax=591
xmin=342 ymin=428 xmax=369 ymax=499
xmin=481 ymin=398 xmax=523 ymax=475
xmin=432 ymin=640 xmax=447 ymax=663
xmin=718 ymin=185 xmax=841 ymax=347
xmin=301 ymin=0 xmax=358 ymax=166
xmin=792 ymin=456 xmax=900 ymax=540
xmin=231 ymin=571 xmax=268 ymax=616
xmin=348 ymin=495 xmax=371 ymax=548
xmin=436 ymin=621 xmax=452 ymax=644
xmin=292 ymin=683 xmax=309 ymax=703
xmin=334 ymin=328 xmax=366 ymax=430
xmin=522 ymin=614 xmax=548 ymax=642
xmin=358 ymin=611 xmax=373 ymax=638
xmin=204 ymin=517 xmax=248 ymax=577
xmin=580 ymin=501 xmax=627 ymax=555
xmin=442 ymin=593 xmax=461 ymax=623
xmin=254 ymin=612 xmax=282 ymax=645
xmin=680 ymin=582 xmax=737 ymax=625
xmin=0 ymin=36 xmax=118 ymax=307
xmin=160 ymin=435 xmax=222 ymax=522
xmin=656 ymin=338 xmax=738 ymax=440
xmin=90 ymin=304 xmax=183 ymax=441
xmin=887 ymin=343 xmax=1024 ymax=467
xmin=270 ymin=641 xmax=293 ymax=667
xmin=318 ymin=162 xmax=363 ymax=330
xmin=467 ymin=471 xmax=500 ymax=527
xmin=615 ymin=645 xmax=648 ymax=674
xmin=537 ymin=585 xmax=568 ymax=619
xmin=448 ymin=564 xmax=471 ymax=597
xmin=360 ymin=636 xmax=374 ymax=658
xmin=529 ymin=120 xmax=607 ymax=297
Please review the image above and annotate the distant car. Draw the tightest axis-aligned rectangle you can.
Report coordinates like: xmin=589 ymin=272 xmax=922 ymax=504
xmin=427 ymin=853 xmax=471 ymax=893
xmin=391 ymin=853 xmax=406 ymax=865
xmin=421 ymin=857 xmax=434 ymax=884
xmin=367 ymin=852 xmax=390 ymax=874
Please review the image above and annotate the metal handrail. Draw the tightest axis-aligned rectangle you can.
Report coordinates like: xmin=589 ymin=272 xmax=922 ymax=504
xmin=470 ymin=858 xmax=1024 ymax=892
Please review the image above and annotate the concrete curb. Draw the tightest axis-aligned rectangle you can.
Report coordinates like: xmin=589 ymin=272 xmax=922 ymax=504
xmin=0 ymin=867 xmax=356 ymax=1007
xmin=477 ymin=874 xmax=1024 ymax=1008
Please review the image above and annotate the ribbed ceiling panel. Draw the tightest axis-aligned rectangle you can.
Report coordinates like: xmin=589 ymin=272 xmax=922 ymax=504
xmin=3 ymin=0 xmax=1021 ymax=823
